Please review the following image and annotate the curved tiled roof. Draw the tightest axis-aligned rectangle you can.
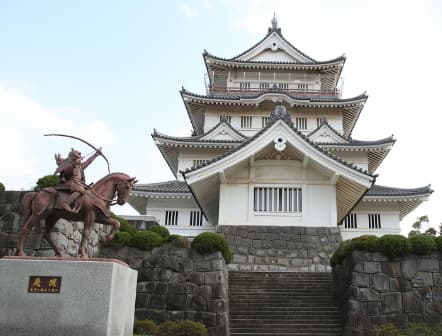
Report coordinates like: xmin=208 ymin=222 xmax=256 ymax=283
xmin=309 ymin=120 xmax=395 ymax=147
xmin=132 ymin=180 xmax=190 ymax=194
xmin=181 ymin=87 xmax=368 ymax=104
xmin=181 ymin=110 xmax=376 ymax=178
xmin=204 ymin=50 xmax=346 ymax=66
xmin=152 ymin=120 xmax=247 ymax=144
xmin=366 ymin=184 xmax=433 ymax=197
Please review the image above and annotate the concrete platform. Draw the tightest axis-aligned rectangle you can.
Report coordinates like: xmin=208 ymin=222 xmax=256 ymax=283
xmin=0 ymin=256 xmax=137 ymax=336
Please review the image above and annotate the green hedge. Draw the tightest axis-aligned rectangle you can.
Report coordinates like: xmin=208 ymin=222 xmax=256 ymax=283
xmin=375 ymin=322 xmax=442 ymax=336
xmin=191 ymin=232 xmax=232 ymax=264
xmin=331 ymin=234 xmax=440 ymax=267
xmin=131 ymin=231 xmax=163 ymax=250
xmin=149 ymin=225 xmax=170 ymax=241
xmin=134 ymin=320 xmax=207 ymax=336
xmin=111 ymin=213 xmax=137 ymax=235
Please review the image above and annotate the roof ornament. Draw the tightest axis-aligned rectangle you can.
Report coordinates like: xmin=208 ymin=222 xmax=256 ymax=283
xmin=268 ymin=12 xmax=282 ymax=34
xmin=269 ymin=102 xmax=293 ymax=126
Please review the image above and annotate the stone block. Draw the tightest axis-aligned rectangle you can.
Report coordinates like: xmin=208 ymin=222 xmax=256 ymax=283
xmin=364 ymin=261 xmax=382 ymax=273
xmin=403 ymin=292 xmax=424 ymax=313
xmin=208 ymin=299 xmax=226 ymax=313
xmin=382 ymin=292 xmax=402 ymax=313
xmin=366 ymin=302 xmax=382 ymax=316
xmin=154 ymin=268 xmax=173 ymax=282
xmin=0 ymin=257 xmax=137 ymax=336
xmin=232 ymin=254 xmax=247 ymax=264
xmin=386 ymin=313 xmax=408 ymax=325
xmin=352 ymin=272 xmax=370 ymax=287
xmin=357 ymin=288 xmax=380 ymax=301
xmin=412 ymin=272 xmax=433 ymax=287
xmin=187 ymin=294 xmax=206 ymax=310
xmin=205 ymin=271 xmax=224 ymax=286
xmin=372 ymin=273 xmax=390 ymax=292
xmin=413 ymin=287 xmax=432 ymax=301
xmin=417 ymin=258 xmax=439 ymax=272
xmin=434 ymin=273 xmax=442 ymax=287
xmin=402 ymin=259 xmax=417 ymax=279
xmin=382 ymin=262 xmax=401 ymax=277
xmin=151 ymin=294 xmax=167 ymax=309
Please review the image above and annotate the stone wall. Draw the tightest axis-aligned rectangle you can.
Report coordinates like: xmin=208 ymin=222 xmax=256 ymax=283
xmin=99 ymin=244 xmax=229 ymax=336
xmin=0 ymin=191 xmax=109 ymax=257
xmin=218 ymin=225 xmax=341 ymax=272
xmin=333 ymin=251 xmax=442 ymax=336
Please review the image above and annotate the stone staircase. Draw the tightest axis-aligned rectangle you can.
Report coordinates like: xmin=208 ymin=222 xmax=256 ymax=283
xmin=229 ymin=272 xmax=343 ymax=336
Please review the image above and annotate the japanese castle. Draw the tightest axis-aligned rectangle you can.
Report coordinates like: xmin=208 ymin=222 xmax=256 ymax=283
xmin=128 ymin=17 xmax=432 ymax=241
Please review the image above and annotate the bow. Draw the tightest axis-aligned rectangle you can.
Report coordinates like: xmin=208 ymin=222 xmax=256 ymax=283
xmin=44 ymin=133 xmax=111 ymax=174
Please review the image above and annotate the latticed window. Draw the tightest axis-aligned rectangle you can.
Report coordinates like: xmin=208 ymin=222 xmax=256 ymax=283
xmin=253 ymin=187 xmax=302 ymax=213
xmin=369 ymin=214 xmax=381 ymax=229
xmin=298 ymin=83 xmax=309 ymax=90
xmin=193 ymin=160 xmax=208 ymax=168
xmin=165 ymin=211 xmax=178 ymax=226
xmin=278 ymin=83 xmax=289 ymax=91
xmin=239 ymin=82 xmax=250 ymax=90
xmin=261 ymin=116 xmax=270 ymax=128
xmin=316 ymin=118 xmax=323 ymax=127
xmin=241 ymin=116 xmax=253 ymax=128
xmin=189 ymin=211 xmax=203 ymax=226
xmin=295 ymin=117 xmax=307 ymax=130
xmin=259 ymin=82 xmax=270 ymax=91
xmin=344 ymin=213 xmax=357 ymax=229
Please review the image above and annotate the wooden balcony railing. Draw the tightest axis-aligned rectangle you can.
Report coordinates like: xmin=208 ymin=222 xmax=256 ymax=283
xmin=208 ymin=87 xmax=341 ymax=97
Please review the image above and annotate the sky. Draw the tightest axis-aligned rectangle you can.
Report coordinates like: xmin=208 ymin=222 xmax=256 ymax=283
xmin=0 ymin=0 xmax=441 ymax=234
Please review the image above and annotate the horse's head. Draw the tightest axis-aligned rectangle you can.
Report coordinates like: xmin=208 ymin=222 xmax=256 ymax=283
xmin=115 ymin=176 xmax=137 ymax=205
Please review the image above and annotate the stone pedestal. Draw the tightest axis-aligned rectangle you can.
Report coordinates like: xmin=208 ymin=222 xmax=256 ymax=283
xmin=0 ymin=257 xmax=138 ymax=336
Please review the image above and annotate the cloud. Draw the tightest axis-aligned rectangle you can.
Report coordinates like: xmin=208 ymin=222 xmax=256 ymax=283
xmin=178 ymin=2 xmax=198 ymax=19
xmin=0 ymin=84 xmax=115 ymax=190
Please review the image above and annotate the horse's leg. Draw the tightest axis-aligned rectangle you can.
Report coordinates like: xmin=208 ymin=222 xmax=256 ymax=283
xmin=97 ymin=216 xmax=120 ymax=241
xmin=43 ymin=216 xmax=63 ymax=257
xmin=16 ymin=214 xmax=41 ymax=256
xmin=78 ymin=210 xmax=95 ymax=259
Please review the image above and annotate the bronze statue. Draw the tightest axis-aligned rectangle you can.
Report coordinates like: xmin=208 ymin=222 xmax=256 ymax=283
xmin=16 ymin=135 xmax=137 ymax=258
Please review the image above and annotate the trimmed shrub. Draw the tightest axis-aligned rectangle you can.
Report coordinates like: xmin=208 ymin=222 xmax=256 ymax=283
xmin=34 ymin=174 xmax=60 ymax=190
xmin=134 ymin=319 xmax=159 ymax=335
xmin=409 ymin=235 xmax=437 ymax=255
xmin=131 ymin=231 xmax=163 ymax=251
xmin=435 ymin=236 xmax=442 ymax=253
xmin=377 ymin=235 xmax=411 ymax=259
xmin=149 ymin=225 xmax=170 ymax=241
xmin=109 ymin=231 xmax=132 ymax=248
xmin=168 ymin=234 xmax=191 ymax=248
xmin=351 ymin=235 xmax=380 ymax=252
xmin=375 ymin=323 xmax=401 ymax=336
xmin=111 ymin=213 xmax=137 ymax=235
xmin=0 ymin=182 xmax=5 ymax=191
xmin=192 ymin=232 xmax=232 ymax=264
xmin=158 ymin=320 xmax=208 ymax=336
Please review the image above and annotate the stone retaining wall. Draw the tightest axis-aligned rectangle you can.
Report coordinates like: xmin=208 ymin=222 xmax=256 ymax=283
xmin=333 ymin=251 xmax=442 ymax=336
xmin=99 ymin=244 xmax=229 ymax=336
xmin=217 ymin=225 xmax=342 ymax=272
xmin=0 ymin=191 xmax=109 ymax=257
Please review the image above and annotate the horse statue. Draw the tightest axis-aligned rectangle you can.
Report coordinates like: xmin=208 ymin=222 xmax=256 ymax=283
xmin=16 ymin=172 xmax=137 ymax=258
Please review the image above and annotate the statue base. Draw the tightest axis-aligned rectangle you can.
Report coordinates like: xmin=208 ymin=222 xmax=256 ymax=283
xmin=0 ymin=257 xmax=137 ymax=336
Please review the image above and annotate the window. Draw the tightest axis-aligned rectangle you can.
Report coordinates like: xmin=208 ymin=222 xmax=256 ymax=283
xmin=241 ymin=116 xmax=253 ymax=128
xmin=369 ymin=214 xmax=381 ymax=229
xmin=298 ymin=83 xmax=309 ymax=90
xmin=239 ymin=82 xmax=250 ymax=90
xmin=253 ymin=187 xmax=302 ymax=213
xmin=316 ymin=118 xmax=324 ymax=127
xmin=344 ymin=213 xmax=357 ymax=229
xmin=193 ymin=160 xmax=208 ymax=168
xmin=278 ymin=83 xmax=289 ymax=91
xmin=261 ymin=116 xmax=270 ymax=128
xmin=219 ymin=115 xmax=231 ymax=123
xmin=190 ymin=211 xmax=203 ymax=226
xmin=295 ymin=117 xmax=307 ymax=130
xmin=259 ymin=82 xmax=270 ymax=91
xmin=165 ymin=210 xmax=178 ymax=226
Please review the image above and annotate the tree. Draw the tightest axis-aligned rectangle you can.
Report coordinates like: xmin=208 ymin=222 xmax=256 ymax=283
xmin=409 ymin=215 xmax=430 ymax=238
xmin=0 ymin=182 xmax=5 ymax=191
xmin=34 ymin=175 xmax=60 ymax=191
xmin=425 ymin=227 xmax=437 ymax=236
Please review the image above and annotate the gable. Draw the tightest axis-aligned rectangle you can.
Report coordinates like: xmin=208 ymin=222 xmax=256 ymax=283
xmin=235 ymin=32 xmax=313 ymax=63
xmin=308 ymin=124 xmax=348 ymax=144
xmin=200 ymin=123 xmax=246 ymax=142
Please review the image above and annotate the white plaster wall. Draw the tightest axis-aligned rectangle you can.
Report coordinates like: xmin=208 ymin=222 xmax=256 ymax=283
xmin=339 ymin=201 xmax=401 ymax=240
xmin=219 ymin=160 xmax=337 ymax=227
xmin=330 ymin=151 xmax=368 ymax=171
